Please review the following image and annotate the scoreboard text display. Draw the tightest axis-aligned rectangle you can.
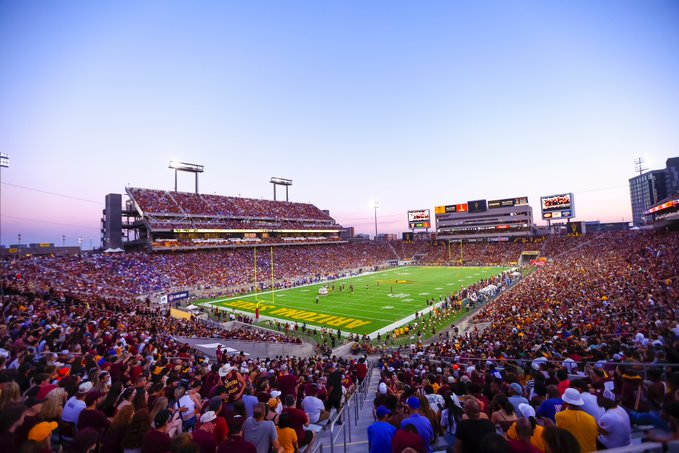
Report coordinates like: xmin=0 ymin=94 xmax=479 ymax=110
xmin=488 ymin=196 xmax=529 ymax=209
xmin=408 ymin=209 xmax=431 ymax=229
xmin=540 ymin=193 xmax=575 ymax=219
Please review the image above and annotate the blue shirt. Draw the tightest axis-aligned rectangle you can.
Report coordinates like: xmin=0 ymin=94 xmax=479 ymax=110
xmin=243 ymin=394 xmax=259 ymax=418
xmin=536 ymin=397 xmax=563 ymax=423
xmin=401 ymin=414 xmax=434 ymax=452
xmin=368 ymin=421 xmax=397 ymax=453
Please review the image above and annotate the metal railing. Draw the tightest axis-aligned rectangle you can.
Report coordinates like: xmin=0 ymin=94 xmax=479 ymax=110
xmin=328 ymin=392 xmax=354 ymax=453
xmin=597 ymin=442 xmax=664 ymax=453
xmin=323 ymin=359 xmax=376 ymax=453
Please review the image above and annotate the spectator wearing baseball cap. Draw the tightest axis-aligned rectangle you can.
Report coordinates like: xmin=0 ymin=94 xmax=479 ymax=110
xmin=508 ymin=382 xmax=529 ymax=416
xmin=61 ymin=381 xmax=92 ymax=425
xmin=27 ymin=421 xmax=58 ymax=450
xmin=506 ymin=403 xmax=547 ymax=453
xmin=556 ymin=388 xmax=598 ymax=453
xmin=401 ymin=396 xmax=434 ymax=452
xmin=78 ymin=391 xmax=109 ymax=434
xmin=368 ymin=405 xmax=396 ymax=453
xmin=207 ymin=396 xmax=229 ymax=444
xmin=192 ymin=411 xmax=218 ymax=453
xmin=141 ymin=409 xmax=173 ymax=453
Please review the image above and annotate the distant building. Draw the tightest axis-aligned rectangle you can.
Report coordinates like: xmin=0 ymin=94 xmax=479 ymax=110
xmin=340 ymin=227 xmax=355 ymax=239
xmin=629 ymin=157 xmax=679 ymax=226
xmin=376 ymin=233 xmax=397 ymax=242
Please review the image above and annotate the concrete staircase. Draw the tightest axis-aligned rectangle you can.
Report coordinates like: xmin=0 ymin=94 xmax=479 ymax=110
xmin=311 ymin=365 xmax=381 ymax=453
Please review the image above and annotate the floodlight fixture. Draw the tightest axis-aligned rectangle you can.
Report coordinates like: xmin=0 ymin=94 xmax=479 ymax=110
xmin=168 ymin=161 xmax=204 ymax=193
xmin=270 ymin=177 xmax=293 ymax=201
xmin=0 ymin=153 xmax=8 ymax=168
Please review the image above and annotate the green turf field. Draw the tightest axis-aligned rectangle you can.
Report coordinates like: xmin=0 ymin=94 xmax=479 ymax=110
xmin=199 ymin=266 xmax=509 ymax=336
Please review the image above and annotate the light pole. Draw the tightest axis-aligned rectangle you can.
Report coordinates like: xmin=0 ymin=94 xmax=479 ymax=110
xmin=78 ymin=237 xmax=83 ymax=251
xmin=0 ymin=153 xmax=9 ymax=247
xmin=0 ymin=154 xmax=6 ymax=305
xmin=17 ymin=233 xmax=21 ymax=246
xmin=373 ymin=201 xmax=379 ymax=241
xmin=62 ymin=235 xmax=66 ymax=247
xmin=89 ymin=237 xmax=93 ymax=251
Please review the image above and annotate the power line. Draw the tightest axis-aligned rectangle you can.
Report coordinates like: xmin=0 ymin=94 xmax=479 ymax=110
xmin=3 ymin=214 xmax=98 ymax=230
xmin=1 ymin=182 xmax=101 ymax=204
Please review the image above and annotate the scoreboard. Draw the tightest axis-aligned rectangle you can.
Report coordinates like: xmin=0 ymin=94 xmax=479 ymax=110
xmin=407 ymin=209 xmax=431 ymax=229
xmin=540 ymin=193 xmax=575 ymax=220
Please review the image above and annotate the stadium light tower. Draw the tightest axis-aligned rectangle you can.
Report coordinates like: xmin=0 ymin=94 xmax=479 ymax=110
xmin=168 ymin=161 xmax=204 ymax=194
xmin=373 ymin=201 xmax=379 ymax=241
xmin=270 ymin=177 xmax=292 ymax=202
xmin=0 ymin=153 xmax=9 ymax=247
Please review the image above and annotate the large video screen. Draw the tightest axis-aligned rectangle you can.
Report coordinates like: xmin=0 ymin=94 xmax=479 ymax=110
xmin=408 ymin=209 xmax=430 ymax=222
xmin=467 ymin=200 xmax=487 ymax=213
xmin=408 ymin=209 xmax=431 ymax=229
xmin=540 ymin=193 xmax=575 ymax=219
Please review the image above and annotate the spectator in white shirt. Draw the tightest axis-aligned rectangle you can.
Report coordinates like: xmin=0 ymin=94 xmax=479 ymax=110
xmin=597 ymin=396 xmax=632 ymax=449
xmin=301 ymin=384 xmax=329 ymax=424
xmin=571 ymin=380 xmax=604 ymax=421
xmin=61 ymin=381 xmax=92 ymax=424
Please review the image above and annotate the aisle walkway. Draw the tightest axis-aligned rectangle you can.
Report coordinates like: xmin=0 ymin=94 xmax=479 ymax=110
xmin=313 ymin=365 xmax=381 ymax=453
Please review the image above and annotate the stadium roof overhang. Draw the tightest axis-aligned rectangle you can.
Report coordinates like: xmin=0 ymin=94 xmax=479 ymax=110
xmin=171 ymin=228 xmax=340 ymax=233
xmin=644 ymin=197 xmax=679 ymax=215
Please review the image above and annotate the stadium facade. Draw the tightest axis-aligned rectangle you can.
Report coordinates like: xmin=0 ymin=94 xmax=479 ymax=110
xmin=435 ymin=197 xmax=533 ymax=242
xmin=101 ymin=187 xmax=343 ymax=251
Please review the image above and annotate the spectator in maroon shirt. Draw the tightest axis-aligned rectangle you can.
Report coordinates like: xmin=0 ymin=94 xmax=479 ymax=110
xmin=217 ymin=416 xmax=256 ymax=453
xmin=192 ymin=411 xmax=218 ymax=453
xmin=276 ymin=365 xmax=298 ymax=402
xmin=357 ymin=357 xmax=368 ymax=385
xmin=141 ymin=410 xmax=173 ymax=453
xmin=78 ymin=391 xmax=110 ymax=435
xmin=392 ymin=423 xmax=427 ymax=453
xmin=282 ymin=394 xmax=313 ymax=448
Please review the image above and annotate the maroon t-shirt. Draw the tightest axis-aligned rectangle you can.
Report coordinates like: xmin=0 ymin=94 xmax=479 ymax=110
xmin=282 ymin=407 xmax=307 ymax=442
xmin=217 ymin=436 xmax=257 ymax=453
xmin=391 ymin=429 xmax=427 ymax=453
xmin=192 ymin=429 xmax=217 ymax=453
xmin=78 ymin=408 xmax=111 ymax=433
xmin=141 ymin=429 xmax=172 ymax=453
xmin=278 ymin=373 xmax=298 ymax=400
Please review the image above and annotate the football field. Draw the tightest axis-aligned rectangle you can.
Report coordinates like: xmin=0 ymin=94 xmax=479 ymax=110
xmin=199 ymin=266 xmax=509 ymax=336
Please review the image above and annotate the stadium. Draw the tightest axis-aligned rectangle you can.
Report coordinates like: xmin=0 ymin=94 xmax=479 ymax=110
xmin=2 ymin=3 xmax=679 ymax=451
xmin=2 ymin=176 xmax=679 ymax=453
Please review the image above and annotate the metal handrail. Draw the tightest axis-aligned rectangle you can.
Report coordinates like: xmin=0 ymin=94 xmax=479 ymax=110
xmin=326 ymin=359 xmax=377 ymax=453
xmin=329 ymin=392 xmax=354 ymax=453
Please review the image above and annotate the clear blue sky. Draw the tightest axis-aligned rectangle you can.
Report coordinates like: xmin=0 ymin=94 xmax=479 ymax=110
xmin=1 ymin=1 xmax=678 ymax=246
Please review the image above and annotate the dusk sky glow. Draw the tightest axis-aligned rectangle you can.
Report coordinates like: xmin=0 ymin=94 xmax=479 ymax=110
xmin=1 ymin=1 xmax=678 ymax=246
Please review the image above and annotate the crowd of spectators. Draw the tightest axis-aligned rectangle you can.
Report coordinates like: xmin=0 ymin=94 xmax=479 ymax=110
xmin=6 ymin=243 xmax=399 ymax=299
xmin=0 ymin=283 xmax=369 ymax=452
xmin=128 ymin=188 xmax=335 ymax=222
xmin=1 ymin=228 xmax=678 ymax=452
xmin=365 ymin=230 xmax=679 ymax=452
